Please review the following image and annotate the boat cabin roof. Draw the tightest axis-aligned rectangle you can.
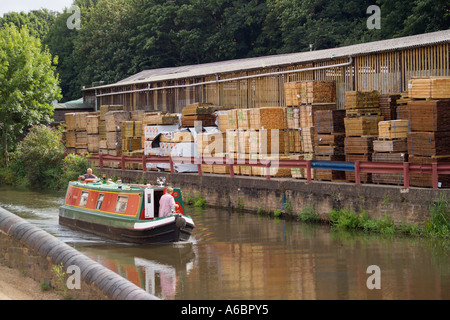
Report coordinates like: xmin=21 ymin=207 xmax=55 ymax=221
xmin=70 ymin=181 xmax=169 ymax=192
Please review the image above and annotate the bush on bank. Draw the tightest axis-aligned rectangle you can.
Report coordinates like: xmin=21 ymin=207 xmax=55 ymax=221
xmin=0 ymin=125 xmax=92 ymax=190
xmin=329 ymin=200 xmax=450 ymax=238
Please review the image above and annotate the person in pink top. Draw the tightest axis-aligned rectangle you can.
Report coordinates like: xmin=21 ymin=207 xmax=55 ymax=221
xmin=159 ymin=187 xmax=179 ymax=217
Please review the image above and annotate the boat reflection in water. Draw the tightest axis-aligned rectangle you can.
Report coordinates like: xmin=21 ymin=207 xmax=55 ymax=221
xmin=75 ymin=242 xmax=196 ymax=299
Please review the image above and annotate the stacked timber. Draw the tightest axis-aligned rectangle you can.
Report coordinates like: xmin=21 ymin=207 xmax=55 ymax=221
xmin=284 ymin=82 xmax=303 ymax=107
xmin=345 ymin=90 xmax=380 ymax=114
xmin=290 ymin=153 xmax=315 ymax=180
xmin=285 ymin=80 xmax=336 ymax=105
xmin=344 ymin=134 xmax=376 ymax=183
xmin=286 ymin=107 xmax=300 ymax=129
xmin=86 ymin=114 xmax=100 ymax=153
xmin=105 ymin=111 xmax=131 ymax=157
xmin=121 ymin=120 xmax=143 ymax=159
xmin=372 ymin=120 xmax=409 ymax=185
xmin=64 ymin=113 xmax=76 ymax=153
xmin=182 ymin=103 xmax=215 ymax=127
xmin=64 ymin=112 xmax=99 ymax=155
xmin=379 ymin=93 xmax=401 ymax=121
xmin=300 ymin=103 xmax=336 ymax=153
xmin=313 ymin=110 xmax=346 ymax=181
xmin=99 ymin=105 xmax=124 ymax=165
xmin=74 ymin=112 xmax=89 ymax=154
xmin=344 ymin=116 xmax=383 ymax=137
xmin=405 ymin=77 xmax=450 ymax=187
xmin=408 ymin=77 xmax=450 ymax=99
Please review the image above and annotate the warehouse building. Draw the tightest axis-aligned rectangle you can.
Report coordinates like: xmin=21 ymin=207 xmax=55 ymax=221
xmin=82 ymin=30 xmax=449 ymax=113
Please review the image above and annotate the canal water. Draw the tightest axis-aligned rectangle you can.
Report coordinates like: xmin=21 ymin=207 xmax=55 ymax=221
xmin=0 ymin=186 xmax=449 ymax=300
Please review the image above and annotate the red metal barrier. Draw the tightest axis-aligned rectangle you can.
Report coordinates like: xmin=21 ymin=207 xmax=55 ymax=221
xmin=88 ymin=154 xmax=450 ymax=189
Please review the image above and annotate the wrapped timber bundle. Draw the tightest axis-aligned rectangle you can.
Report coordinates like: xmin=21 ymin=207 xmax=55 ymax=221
xmin=379 ymin=94 xmax=401 ymax=121
xmin=408 ymin=77 xmax=450 ymax=99
xmin=409 ymin=155 xmax=450 ymax=188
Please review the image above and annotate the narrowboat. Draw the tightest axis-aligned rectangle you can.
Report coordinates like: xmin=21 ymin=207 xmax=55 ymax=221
xmin=59 ymin=181 xmax=195 ymax=244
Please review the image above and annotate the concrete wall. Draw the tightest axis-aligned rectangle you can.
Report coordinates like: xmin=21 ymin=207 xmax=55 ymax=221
xmin=101 ymin=169 xmax=450 ymax=225
xmin=0 ymin=207 xmax=158 ymax=300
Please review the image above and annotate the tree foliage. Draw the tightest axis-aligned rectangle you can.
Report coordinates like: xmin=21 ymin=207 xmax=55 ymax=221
xmin=0 ymin=24 xmax=62 ymax=166
xmin=3 ymin=0 xmax=450 ymax=103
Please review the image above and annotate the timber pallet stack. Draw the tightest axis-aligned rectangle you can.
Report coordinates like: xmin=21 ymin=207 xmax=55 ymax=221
xmin=181 ymin=102 xmax=216 ymax=128
xmin=65 ymin=111 xmax=99 ymax=155
xmin=284 ymin=80 xmax=337 ymax=180
xmin=372 ymin=120 xmax=409 ymax=185
xmin=379 ymin=93 xmax=401 ymax=121
xmin=344 ymin=90 xmax=384 ymax=183
xmin=98 ymin=105 xmax=124 ymax=167
xmin=313 ymin=109 xmax=346 ymax=181
xmin=405 ymin=76 xmax=450 ymax=187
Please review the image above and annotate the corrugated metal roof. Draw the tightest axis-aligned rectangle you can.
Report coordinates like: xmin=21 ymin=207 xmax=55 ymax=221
xmin=86 ymin=30 xmax=450 ymax=91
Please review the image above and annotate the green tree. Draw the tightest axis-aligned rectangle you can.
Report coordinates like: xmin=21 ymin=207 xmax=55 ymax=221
xmin=12 ymin=125 xmax=65 ymax=189
xmin=73 ymin=0 xmax=140 ymax=90
xmin=0 ymin=24 xmax=61 ymax=167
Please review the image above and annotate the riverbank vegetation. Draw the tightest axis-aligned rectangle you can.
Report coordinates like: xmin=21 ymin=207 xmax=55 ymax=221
xmin=326 ymin=200 xmax=449 ymax=238
xmin=0 ymin=125 xmax=93 ymax=191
